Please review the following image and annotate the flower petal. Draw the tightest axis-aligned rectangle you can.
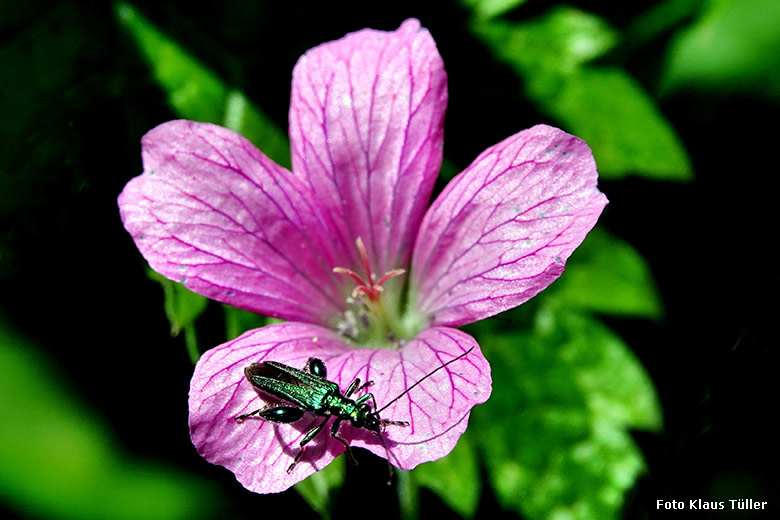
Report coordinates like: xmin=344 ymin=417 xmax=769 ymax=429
xmin=347 ymin=327 xmax=492 ymax=470
xmin=189 ymin=323 xmax=353 ymax=494
xmin=412 ymin=125 xmax=608 ymax=326
xmin=118 ymin=120 xmax=347 ymax=325
xmin=289 ymin=19 xmax=447 ymax=275
xmin=188 ymin=323 xmax=490 ymax=493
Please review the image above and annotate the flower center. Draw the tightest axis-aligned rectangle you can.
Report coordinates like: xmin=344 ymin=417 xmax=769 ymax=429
xmin=333 ymin=237 xmax=416 ymax=347
xmin=333 ymin=237 xmax=405 ymax=303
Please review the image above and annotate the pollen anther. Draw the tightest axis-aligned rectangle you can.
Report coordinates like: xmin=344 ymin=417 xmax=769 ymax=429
xmin=333 ymin=238 xmax=405 ymax=302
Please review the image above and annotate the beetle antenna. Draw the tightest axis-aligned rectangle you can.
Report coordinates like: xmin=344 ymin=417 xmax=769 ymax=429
xmin=373 ymin=347 xmax=474 ymax=416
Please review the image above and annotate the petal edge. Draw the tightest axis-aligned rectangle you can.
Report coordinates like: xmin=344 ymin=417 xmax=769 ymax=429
xmin=289 ymin=19 xmax=448 ymax=276
xmin=118 ymin=120 xmax=347 ymax=325
xmin=412 ymin=125 xmax=608 ymax=326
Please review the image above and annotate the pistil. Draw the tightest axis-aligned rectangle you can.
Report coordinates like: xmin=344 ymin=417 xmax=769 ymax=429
xmin=333 ymin=237 xmax=405 ymax=302
xmin=333 ymin=238 xmax=408 ymax=345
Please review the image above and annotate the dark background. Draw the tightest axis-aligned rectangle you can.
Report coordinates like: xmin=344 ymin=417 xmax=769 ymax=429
xmin=1 ymin=1 xmax=776 ymax=518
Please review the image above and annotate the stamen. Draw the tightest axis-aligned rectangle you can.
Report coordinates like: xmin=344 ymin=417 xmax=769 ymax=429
xmin=376 ymin=269 xmax=406 ymax=286
xmin=332 ymin=266 xmax=367 ymax=288
xmin=333 ymin=237 xmax=406 ymax=302
xmin=355 ymin=237 xmax=373 ymax=284
xmin=353 ymin=285 xmax=379 ymax=299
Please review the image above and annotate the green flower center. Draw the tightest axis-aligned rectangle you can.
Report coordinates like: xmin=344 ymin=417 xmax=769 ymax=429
xmin=333 ymin=238 xmax=424 ymax=348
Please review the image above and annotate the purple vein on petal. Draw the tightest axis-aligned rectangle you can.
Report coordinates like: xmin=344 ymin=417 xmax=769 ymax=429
xmin=186 ymin=137 xmax=344 ymax=303
xmin=289 ymin=83 xmax=355 ymax=264
xmin=120 ymin=120 xmax=359 ymax=324
xmin=411 ymin=125 xmax=607 ymax=326
xmin=425 ymin=197 xmax=579 ymax=305
xmin=412 ymin=140 xmax=538 ymax=286
xmin=138 ymin=176 xmax=335 ymax=318
xmin=289 ymin=20 xmax=446 ymax=277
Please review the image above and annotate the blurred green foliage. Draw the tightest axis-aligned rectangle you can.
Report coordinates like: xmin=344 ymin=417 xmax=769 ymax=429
xmin=223 ymin=305 xmax=269 ymax=341
xmin=546 ymin=228 xmax=664 ymax=320
xmin=411 ymin=303 xmax=661 ymax=520
xmin=460 ymin=0 xmax=528 ymax=19
xmin=468 ymin=5 xmax=693 ymax=180
xmin=624 ymin=0 xmax=702 ymax=48
xmin=663 ymin=0 xmax=780 ymax=101
xmin=5 ymin=0 xmax=773 ymax=518
xmin=146 ymin=270 xmax=209 ymax=362
xmin=293 ymin=456 xmax=346 ymax=520
xmin=0 ymin=316 xmax=222 ymax=520
xmin=115 ymin=2 xmax=290 ymax=168
xmin=412 ymin=433 xmax=482 ymax=517
xmin=469 ymin=307 xmax=662 ymax=519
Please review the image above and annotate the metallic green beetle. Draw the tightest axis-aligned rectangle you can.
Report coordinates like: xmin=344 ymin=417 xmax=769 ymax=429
xmin=235 ymin=348 xmax=473 ymax=473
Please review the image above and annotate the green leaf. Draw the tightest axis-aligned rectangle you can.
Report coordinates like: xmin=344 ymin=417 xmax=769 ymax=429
xmin=546 ymin=228 xmax=664 ymax=319
xmin=397 ymin=466 xmax=421 ymax=520
xmin=471 ymin=7 xmax=692 ymax=181
xmin=544 ymin=67 xmax=692 ymax=179
xmin=625 ymin=0 xmax=702 ymax=48
xmin=0 ymin=316 xmax=222 ymax=520
xmin=146 ymin=269 xmax=208 ymax=362
xmin=662 ymin=0 xmax=780 ymax=101
xmin=114 ymin=2 xmax=290 ymax=167
xmin=117 ymin=2 xmax=292 ymax=358
xmin=413 ymin=431 xmax=481 ymax=517
xmin=473 ymin=308 xmax=661 ymax=520
xmin=479 ymin=6 xmax=619 ymax=71
xmin=459 ymin=0 xmax=528 ymax=19
xmin=147 ymin=269 xmax=208 ymax=337
xmin=438 ymin=157 xmax=461 ymax=182
xmin=223 ymin=304 xmax=268 ymax=341
xmin=222 ymin=88 xmax=291 ymax=168
xmin=294 ymin=457 xmax=345 ymax=520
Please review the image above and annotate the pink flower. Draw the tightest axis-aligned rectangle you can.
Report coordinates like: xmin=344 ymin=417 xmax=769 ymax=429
xmin=118 ymin=19 xmax=607 ymax=494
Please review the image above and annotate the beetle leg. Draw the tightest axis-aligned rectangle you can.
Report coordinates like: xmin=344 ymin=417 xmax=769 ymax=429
xmin=381 ymin=418 xmax=410 ymax=428
xmin=355 ymin=391 xmax=376 ymax=408
xmin=329 ymin=418 xmax=357 ymax=465
xmin=344 ymin=377 xmax=361 ymax=397
xmin=258 ymin=406 xmax=304 ymax=424
xmin=235 ymin=404 xmax=276 ymax=423
xmin=236 ymin=405 xmax=304 ymax=424
xmin=287 ymin=417 xmax=329 ymax=473
xmin=356 ymin=379 xmax=374 ymax=394
xmin=345 ymin=377 xmax=374 ymax=398
xmin=234 ymin=407 xmax=265 ymax=423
